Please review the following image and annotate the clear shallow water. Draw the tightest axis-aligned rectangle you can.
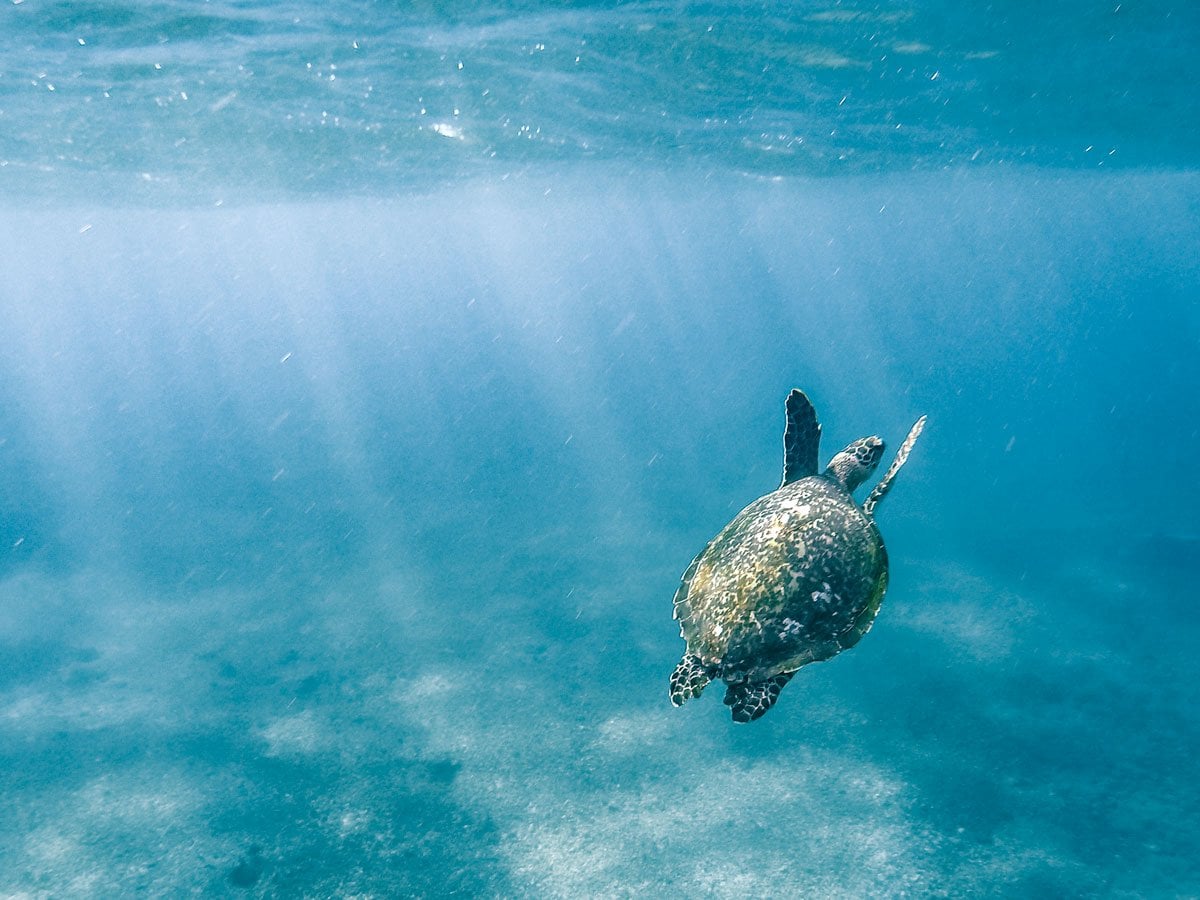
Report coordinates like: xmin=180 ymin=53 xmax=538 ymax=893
xmin=1 ymin=3 xmax=1198 ymax=897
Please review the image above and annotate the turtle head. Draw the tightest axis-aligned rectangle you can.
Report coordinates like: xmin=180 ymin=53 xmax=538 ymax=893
xmin=825 ymin=437 xmax=885 ymax=493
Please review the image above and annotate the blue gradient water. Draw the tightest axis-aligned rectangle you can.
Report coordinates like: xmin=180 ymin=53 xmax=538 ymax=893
xmin=2 ymin=2 xmax=1198 ymax=896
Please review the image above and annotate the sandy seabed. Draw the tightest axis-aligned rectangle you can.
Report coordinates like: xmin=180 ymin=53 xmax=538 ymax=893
xmin=2 ymin=528 xmax=1195 ymax=897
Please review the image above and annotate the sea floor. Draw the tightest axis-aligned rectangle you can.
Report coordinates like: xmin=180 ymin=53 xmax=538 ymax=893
xmin=1 ymin=526 xmax=1196 ymax=897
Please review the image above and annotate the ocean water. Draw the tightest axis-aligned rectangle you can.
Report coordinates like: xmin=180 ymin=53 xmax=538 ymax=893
xmin=2 ymin=1 xmax=1198 ymax=896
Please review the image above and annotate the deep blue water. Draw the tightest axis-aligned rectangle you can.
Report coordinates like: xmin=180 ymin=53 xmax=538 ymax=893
xmin=2 ymin=2 xmax=1198 ymax=896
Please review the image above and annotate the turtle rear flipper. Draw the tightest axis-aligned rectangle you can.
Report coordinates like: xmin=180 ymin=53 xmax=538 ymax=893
xmin=669 ymin=654 xmax=712 ymax=706
xmin=723 ymin=671 xmax=795 ymax=723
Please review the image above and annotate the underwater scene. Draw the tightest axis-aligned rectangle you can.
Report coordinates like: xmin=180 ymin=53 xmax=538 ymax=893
xmin=1 ymin=1 xmax=1198 ymax=896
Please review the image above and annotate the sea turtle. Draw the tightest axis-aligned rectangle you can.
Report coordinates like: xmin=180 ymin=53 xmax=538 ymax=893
xmin=669 ymin=389 xmax=926 ymax=723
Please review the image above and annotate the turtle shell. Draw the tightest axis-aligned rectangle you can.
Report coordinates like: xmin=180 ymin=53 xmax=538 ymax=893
xmin=673 ymin=473 xmax=888 ymax=683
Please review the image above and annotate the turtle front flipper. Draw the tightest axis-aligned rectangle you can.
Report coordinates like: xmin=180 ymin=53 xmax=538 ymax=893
xmin=862 ymin=415 xmax=927 ymax=518
xmin=781 ymin=389 xmax=821 ymax=486
xmin=723 ymin=672 xmax=795 ymax=723
xmin=669 ymin=654 xmax=712 ymax=706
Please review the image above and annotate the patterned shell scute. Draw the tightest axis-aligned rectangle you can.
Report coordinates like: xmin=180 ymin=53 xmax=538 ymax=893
xmin=673 ymin=475 xmax=888 ymax=682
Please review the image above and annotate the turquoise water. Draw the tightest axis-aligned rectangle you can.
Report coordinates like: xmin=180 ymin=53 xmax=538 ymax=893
xmin=2 ymin=3 xmax=1198 ymax=896
xmin=4 ymin=0 xmax=1198 ymax=200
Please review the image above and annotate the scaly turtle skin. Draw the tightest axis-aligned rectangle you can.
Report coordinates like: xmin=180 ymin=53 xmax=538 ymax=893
xmin=669 ymin=389 xmax=925 ymax=723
